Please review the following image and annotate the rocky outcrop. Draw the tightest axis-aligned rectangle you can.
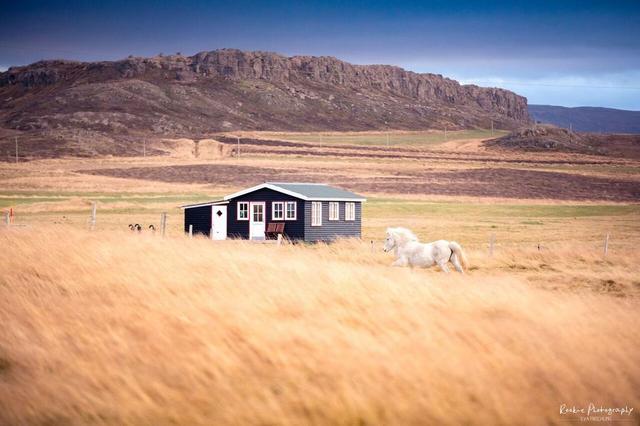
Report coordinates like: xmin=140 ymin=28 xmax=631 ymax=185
xmin=2 ymin=49 xmax=528 ymax=123
xmin=0 ymin=60 xmax=75 ymax=87
xmin=189 ymin=50 xmax=529 ymax=121
xmin=0 ymin=49 xmax=530 ymax=158
xmin=485 ymin=124 xmax=640 ymax=158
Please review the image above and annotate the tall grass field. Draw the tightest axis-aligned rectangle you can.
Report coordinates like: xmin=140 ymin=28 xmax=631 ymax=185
xmin=1 ymin=227 xmax=638 ymax=425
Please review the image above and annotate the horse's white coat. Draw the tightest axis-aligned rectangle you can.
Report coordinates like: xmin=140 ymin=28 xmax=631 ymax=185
xmin=383 ymin=227 xmax=468 ymax=273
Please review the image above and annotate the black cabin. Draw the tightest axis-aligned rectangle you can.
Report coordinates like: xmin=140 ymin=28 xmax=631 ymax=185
xmin=181 ymin=182 xmax=366 ymax=242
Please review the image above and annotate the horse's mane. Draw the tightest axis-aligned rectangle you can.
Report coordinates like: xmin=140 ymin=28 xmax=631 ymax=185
xmin=387 ymin=227 xmax=419 ymax=244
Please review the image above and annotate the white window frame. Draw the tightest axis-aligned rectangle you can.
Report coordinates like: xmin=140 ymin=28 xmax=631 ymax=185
xmin=311 ymin=202 xmax=322 ymax=226
xmin=252 ymin=202 xmax=264 ymax=223
xmin=329 ymin=202 xmax=340 ymax=221
xmin=285 ymin=201 xmax=297 ymax=220
xmin=345 ymin=202 xmax=355 ymax=221
xmin=237 ymin=201 xmax=249 ymax=220
xmin=272 ymin=201 xmax=284 ymax=220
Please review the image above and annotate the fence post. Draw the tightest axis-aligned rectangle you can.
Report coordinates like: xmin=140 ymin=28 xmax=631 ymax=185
xmin=160 ymin=212 xmax=167 ymax=237
xmin=189 ymin=224 xmax=193 ymax=238
xmin=604 ymin=233 xmax=610 ymax=256
xmin=489 ymin=234 xmax=495 ymax=257
xmin=90 ymin=202 xmax=97 ymax=231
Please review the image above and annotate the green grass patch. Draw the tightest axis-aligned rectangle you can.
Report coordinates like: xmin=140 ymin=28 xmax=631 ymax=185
xmin=0 ymin=197 xmax=68 ymax=208
xmin=5 ymin=193 xmax=639 ymax=223
xmin=364 ymin=198 xmax=640 ymax=219
xmin=0 ymin=191 xmax=218 ymax=212
xmin=263 ymin=129 xmax=508 ymax=147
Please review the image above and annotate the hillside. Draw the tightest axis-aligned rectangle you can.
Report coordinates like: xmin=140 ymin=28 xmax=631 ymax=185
xmin=485 ymin=124 xmax=640 ymax=158
xmin=529 ymin=105 xmax=640 ymax=134
xmin=0 ymin=49 xmax=528 ymax=159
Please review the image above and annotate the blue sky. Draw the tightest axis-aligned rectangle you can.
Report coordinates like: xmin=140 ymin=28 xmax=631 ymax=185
xmin=1 ymin=0 xmax=639 ymax=109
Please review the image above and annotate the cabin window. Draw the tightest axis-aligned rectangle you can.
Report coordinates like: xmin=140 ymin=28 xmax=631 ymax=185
xmin=329 ymin=202 xmax=340 ymax=221
xmin=285 ymin=201 xmax=297 ymax=220
xmin=345 ymin=202 xmax=355 ymax=221
xmin=311 ymin=202 xmax=322 ymax=226
xmin=272 ymin=202 xmax=284 ymax=220
xmin=253 ymin=204 xmax=264 ymax=222
xmin=237 ymin=202 xmax=249 ymax=220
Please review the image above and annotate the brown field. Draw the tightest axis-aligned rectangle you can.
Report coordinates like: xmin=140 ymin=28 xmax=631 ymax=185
xmin=83 ymin=163 xmax=640 ymax=201
xmin=1 ymin=228 xmax=639 ymax=425
xmin=1 ymin=130 xmax=639 ymax=424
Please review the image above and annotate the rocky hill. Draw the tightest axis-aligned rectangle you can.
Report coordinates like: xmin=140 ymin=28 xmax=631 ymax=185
xmin=0 ymin=49 xmax=529 ymax=158
xmin=529 ymin=105 xmax=640 ymax=134
xmin=485 ymin=125 xmax=640 ymax=158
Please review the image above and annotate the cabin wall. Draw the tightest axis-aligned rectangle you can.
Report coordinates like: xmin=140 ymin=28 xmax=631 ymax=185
xmin=184 ymin=205 xmax=212 ymax=236
xmin=227 ymin=188 xmax=305 ymax=240
xmin=303 ymin=201 xmax=362 ymax=242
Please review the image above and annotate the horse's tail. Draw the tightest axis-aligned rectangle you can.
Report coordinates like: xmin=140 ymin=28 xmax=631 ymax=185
xmin=449 ymin=241 xmax=469 ymax=269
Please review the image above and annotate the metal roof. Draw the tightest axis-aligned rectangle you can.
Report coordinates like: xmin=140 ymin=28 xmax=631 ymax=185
xmin=224 ymin=182 xmax=366 ymax=201
xmin=181 ymin=199 xmax=228 ymax=209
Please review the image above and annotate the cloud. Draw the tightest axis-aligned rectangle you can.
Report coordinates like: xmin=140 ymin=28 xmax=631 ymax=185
xmin=455 ymin=72 xmax=640 ymax=110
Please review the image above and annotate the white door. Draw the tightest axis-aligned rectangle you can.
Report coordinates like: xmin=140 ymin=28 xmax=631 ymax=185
xmin=249 ymin=202 xmax=265 ymax=240
xmin=211 ymin=206 xmax=227 ymax=240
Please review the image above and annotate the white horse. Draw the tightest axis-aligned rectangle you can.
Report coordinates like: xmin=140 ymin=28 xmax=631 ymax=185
xmin=383 ymin=227 xmax=469 ymax=273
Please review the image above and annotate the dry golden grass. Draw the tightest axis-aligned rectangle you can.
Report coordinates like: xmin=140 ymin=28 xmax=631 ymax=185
xmin=1 ymin=227 xmax=638 ymax=425
xmin=1 ymin=132 xmax=639 ymax=424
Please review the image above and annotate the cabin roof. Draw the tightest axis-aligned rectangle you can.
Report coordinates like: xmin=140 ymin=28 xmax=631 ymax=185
xmin=180 ymin=199 xmax=228 ymax=209
xmin=223 ymin=182 xmax=366 ymax=202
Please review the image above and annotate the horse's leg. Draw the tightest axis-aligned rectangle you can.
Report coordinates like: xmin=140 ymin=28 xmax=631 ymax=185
xmin=392 ymin=256 xmax=408 ymax=267
xmin=451 ymin=253 xmax=464 ymax=273
xmin=437 ymin=259 xmax=451 ymax=273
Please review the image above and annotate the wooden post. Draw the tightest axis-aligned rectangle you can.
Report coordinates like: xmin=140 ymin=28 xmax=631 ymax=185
xmin=489 ymin=234 xmax=495 ymax=257
xmin=569 ymin=123 xmax=572 ymax=144
xmin=90 ymin=202 xmax=97 ymax=230
xmin=189 ymin=224 xmax=193 ymax=238
xmin=160 ymin=212 xmax=167 ymax=237
xmin=277 ymin=233 xmax=282 ymax=246
xmin=604 ymin=233 xmax=610 ymax=256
